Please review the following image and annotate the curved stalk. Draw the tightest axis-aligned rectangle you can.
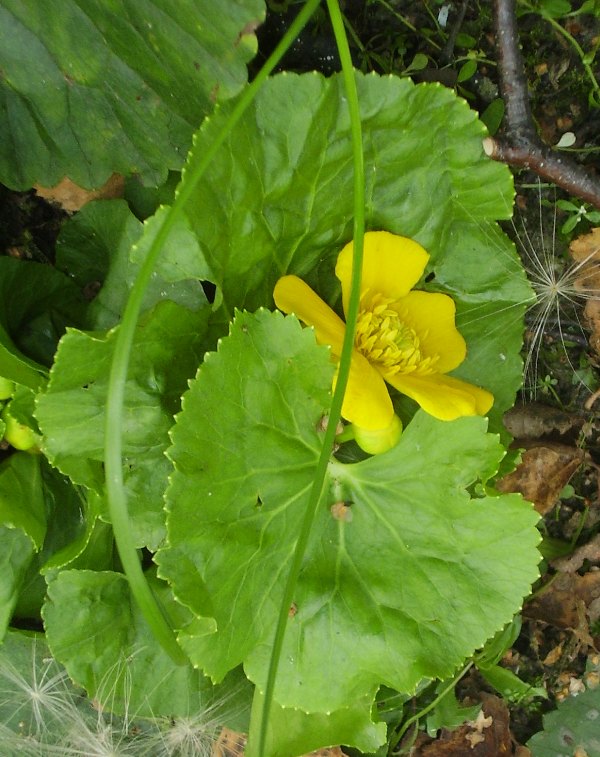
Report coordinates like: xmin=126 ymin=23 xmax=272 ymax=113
xmin=104 ymin=0 xmax=323 ymax=666
xmin=247 ymin=0 xmax=366 ymax=751
xmin=387 ymin=663 xmax=473 ymax=754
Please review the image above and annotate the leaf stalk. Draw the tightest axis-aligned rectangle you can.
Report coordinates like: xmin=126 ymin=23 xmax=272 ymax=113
xmin=104 ymin=0 xmax=323 ymax=666
xmin=247 ymin=0 xmax=366 ymax=751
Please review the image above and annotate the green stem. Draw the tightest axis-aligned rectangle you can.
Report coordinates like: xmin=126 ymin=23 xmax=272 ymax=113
xmin=247 ymin=0 xmax=366 ymax=753
xmin=104 ymin=0 xmax=323 ymax=666
xmin=388 ymin=663 xmax=473 ymax=754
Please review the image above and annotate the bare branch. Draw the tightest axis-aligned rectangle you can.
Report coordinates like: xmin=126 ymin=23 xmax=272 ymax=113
xmin=492 ymin=0 xmax=600 ymax=209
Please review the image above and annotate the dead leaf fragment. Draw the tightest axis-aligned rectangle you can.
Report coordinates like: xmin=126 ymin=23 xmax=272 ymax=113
xmin=212 ymin=728 xmax=246 ymax=757
xmin=411 ymin=694 xmax=512 ymax=756
xmin=503 ymin=403 xmax=585 ymax=441
xmin=497 ymin=442 xmax=585 ymax=514
xmin=524 ymin=570 xmax=600 ymax=646
xmin=542 ymin=643 xmax=564 ymax=666
xmin=34 ymin=174 xmax=124 ymax=212
xmin=569 ymin=229 xmax=600 ymax=360
xmin=584 ymin=299 xmax=600 ymax=359
xmin=553 ymin=533 xmax=600 ymax=573
xmin=569 ymin=227 xmax=600 ymax=267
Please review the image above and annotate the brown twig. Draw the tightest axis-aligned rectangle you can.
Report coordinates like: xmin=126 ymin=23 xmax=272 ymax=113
xmin=489 ymin=0 xmax=600 ymax=209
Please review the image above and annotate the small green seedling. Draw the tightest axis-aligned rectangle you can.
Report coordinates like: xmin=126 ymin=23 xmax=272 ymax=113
xmin=556 ymin=199 xmax=600 ymax=234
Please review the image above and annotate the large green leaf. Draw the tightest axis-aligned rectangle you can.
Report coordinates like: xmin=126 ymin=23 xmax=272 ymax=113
xmin=0 ymin=631 xmax=86 ymax=748
xmin=157 ymin=311 xmax=541 ymax=728
xmin=0 ymin=453 xmax=46 ymax=634
xmin=151 ymin=72 xmax=531 ymax=430
xmin=0 ymin=527 xmax=35 ymax=638
xmin=0 ymin=452 xmax=46 ymax=551
xmin=258 ymin=690 xmax=386 ymax=756
xmin=528 ymin=683 xmax=600 ymax=756
xmin=55 ymin=199 xmax=207 ymax=329
xmin=0 ymin=258 xmax=84 ymax=390
xmin=35 ymin=300 xmax=210 ymax=549
xmin=0 ymin=0 xmax=264 ymax=189
xmin=43 ymin=569 xmax=252 ymax=723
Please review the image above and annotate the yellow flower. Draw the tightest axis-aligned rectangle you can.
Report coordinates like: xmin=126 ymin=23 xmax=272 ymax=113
xmin=274 ymin=231 xmax=493 ymax=453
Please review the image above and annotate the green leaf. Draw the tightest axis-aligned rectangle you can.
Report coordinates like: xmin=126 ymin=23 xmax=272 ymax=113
xmin=556 ymin=199 xmax=580 ymax=212
xmin=256 ymin=689 xmax=386 ymax=756
xmin=480 ymin=98 xmax=505 ymax=135
xmin=404 ymin=52 xmax=428 ymax=73
xmin=540 ymin=0 xmax=572 ymax=17
xmin=0 ymin=0 xmax=265 ymax=189
xmin=479 ymin=664 xmax=547 ymax=703
xmin=562 ymin=214 xmax=580 ymax=234
xmin=0 ymin=630 xmax=85 ymax=742
xmin=0 ymin=452 xmax=46 ymax=550
xmin=426 ymin=685 xmax=480 ymax=737
xmin=455 ymin=32 xmax=477 ymax=47
xmin=43 ymin=569 xmax=252 ymax=722
xmin=457 ymin=59 xmax=477 ymax=82
xmin=35 ymin=300 xmax=210 ymax=549
xmin=0 ymin=257 xmax=84 ymax=390
xmin=55 ymin=199 xmax=207 ymax=330
xmin=528 ymin=685 xmax=600 ymax=756
xmin=158 ymin=310 xmax=541 ymax=719
xmin=475 ymin=616 xmax=522 ymax=669
xmin=0 ymin=527 xmax=35 ymax=638
xmin=579 ymin=0 xmax=600 ymax=17
xmin=155 ymin=72 xmax=529 ymax=429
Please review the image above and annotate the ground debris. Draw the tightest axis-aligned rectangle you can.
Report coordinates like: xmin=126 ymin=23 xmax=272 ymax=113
xmin=569 ymin=228 xmax=600 ymax=361
xmin=34 ymin=174 xmax=124 ymax=212
xmin=408 ymin=694 xmax=519 ymax=755
xmin=504 ymin=404 xmax=586 ymax=442
xmin=497 ymin=442 xmax=585 ymax=515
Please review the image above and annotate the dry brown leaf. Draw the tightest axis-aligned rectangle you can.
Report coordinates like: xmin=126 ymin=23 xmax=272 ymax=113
xmin=568 ymin=228 xmax=600 ymax=360
xmin=411 ymin=694 xmax=512 ymax=756
xmin=503 ymin=403 xmax=585 ymax=441
xmin=585 ymin=299 xmax=600 ymax=359
xmin=514 ymin=748 xmax=533 ymax=757
xmin=569 ymin=227 xmax=600 ymax=266
xmin=553 ymin=533 xmax=600 ymax=573
xmin=542 ymin=643 xmax=564 ymax=666
xmin=212 ymin=728 xmax=246 ymax=757
xmin=497 ymin=442 xmax=585 ymax=515
xmin=211 ymin=728 xmax=349 ymax=757
xmin=524 ymin=570 xmax=600 ymax=648
xmin=34 ymin=174 xmax=124 ymax=212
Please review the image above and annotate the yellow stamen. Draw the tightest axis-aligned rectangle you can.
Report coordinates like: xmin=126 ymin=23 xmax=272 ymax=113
xmin=355 ymin=293 xmax=439 ymax=376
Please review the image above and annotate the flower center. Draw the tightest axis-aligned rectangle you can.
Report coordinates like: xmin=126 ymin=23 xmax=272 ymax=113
xmin=354 ymin=293 xmax=438 ymax=375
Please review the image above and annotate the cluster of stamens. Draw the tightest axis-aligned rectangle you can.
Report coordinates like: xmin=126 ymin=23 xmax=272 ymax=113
xmin=354 ymin=293 xmax=438 ymax=375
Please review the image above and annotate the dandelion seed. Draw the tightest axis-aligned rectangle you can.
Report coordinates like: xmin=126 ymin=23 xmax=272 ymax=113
xmin=0 ymin=637 xmax=77 ymax=736
xmin=455 ymin=184 xmax=600 ymax=402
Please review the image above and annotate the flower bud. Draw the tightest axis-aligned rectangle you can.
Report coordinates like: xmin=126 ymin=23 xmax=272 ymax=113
xmin=353 ymin=414 xmax=402 ymax=455
xmin=0 ymin=377 xmax=15 ymax=401
xmin=2 ymin=407 xmax=41 ymax=452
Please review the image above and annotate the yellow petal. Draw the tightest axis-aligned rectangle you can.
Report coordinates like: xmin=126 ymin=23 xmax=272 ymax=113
xmin=386 ymin=371 xmax=494 ymax=420
xmin=391 ymin=291 xmax=466 ymax=372
xmin=336 ymin=231 xmax=430 ymax=315
xmin=337 ymin=350 xmax=395 ymax=430
xmin=274 ymin=276 xmax=346 ymax=356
